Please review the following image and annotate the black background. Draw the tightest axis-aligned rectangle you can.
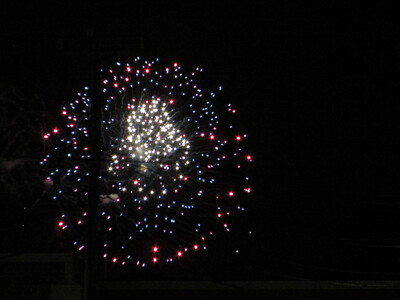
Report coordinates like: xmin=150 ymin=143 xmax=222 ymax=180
xmin=1 ymin=2 xmax=399 ymax=281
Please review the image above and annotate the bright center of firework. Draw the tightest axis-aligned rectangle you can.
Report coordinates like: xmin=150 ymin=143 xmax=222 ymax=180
xmin=108 ymin=97 xmax=191 ymax=201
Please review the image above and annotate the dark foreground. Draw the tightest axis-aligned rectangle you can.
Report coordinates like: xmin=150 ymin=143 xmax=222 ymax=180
xmin=1 ymin=254 xmax=399 ymax=300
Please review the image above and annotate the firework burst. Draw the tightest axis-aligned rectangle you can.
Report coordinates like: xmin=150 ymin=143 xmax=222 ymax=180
xmin=40 ymin=57 xmax=252 ymax=266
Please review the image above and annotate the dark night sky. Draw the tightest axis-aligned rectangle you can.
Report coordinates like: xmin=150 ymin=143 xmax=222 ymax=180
xmin=1 ymin=2 xmax=399 ymax=280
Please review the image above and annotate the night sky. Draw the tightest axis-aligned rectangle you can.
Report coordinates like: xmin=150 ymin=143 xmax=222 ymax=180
xmin=1 ymin=2 xmax=399 ymax=281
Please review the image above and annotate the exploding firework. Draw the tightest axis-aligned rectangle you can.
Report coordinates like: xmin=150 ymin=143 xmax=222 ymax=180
xmin=40 ymin=58 xmax=252 ymax=266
